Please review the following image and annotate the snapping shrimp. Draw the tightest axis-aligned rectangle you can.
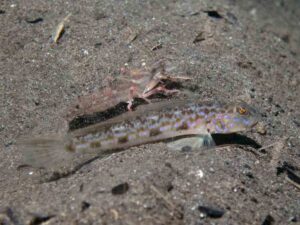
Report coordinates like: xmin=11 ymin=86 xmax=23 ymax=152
xmin=66 ymin=61 xmax=190 ymax=121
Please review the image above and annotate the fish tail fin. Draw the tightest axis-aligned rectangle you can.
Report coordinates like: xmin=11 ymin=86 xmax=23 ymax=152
xmin=18 ymin=135 xmax=74 ymax=169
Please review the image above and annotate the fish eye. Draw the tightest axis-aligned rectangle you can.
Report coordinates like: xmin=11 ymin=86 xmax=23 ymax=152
xmin=238 ymin=107 xmax=248 ymax=115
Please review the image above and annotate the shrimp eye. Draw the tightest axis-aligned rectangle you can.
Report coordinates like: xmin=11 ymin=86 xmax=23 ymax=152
xmin=238 ymin=107 xmax=247 ymax=115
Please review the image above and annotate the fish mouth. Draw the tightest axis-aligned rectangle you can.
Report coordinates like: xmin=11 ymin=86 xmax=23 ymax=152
xmin=247 ymin=113 xmax=260 ymax=128
xmin=250 ymin=120 xmax=259 ymax=128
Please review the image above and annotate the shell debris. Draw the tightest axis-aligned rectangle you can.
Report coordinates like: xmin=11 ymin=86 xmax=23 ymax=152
xmin=52 ymin=13 xmax=72 ymax=44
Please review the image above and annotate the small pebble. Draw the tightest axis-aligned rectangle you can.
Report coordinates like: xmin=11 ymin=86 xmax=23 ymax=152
xmin=195 ymin=169 xmax=204 ymax=178
xmin=82 ymin=49 xmax=89 ymax=56
xmin=262 ymin=215 xmax=274 ymax=225
xmin=256 ymin=123 xmax=267 ymax=135
xmin=288 ymin=216 xmax=298 ymax=222
xmin=29 ymin=213 xmax=54 ymax=225
xmin=198 ymin=205 xmax=225 ymax=218
xmin=25 ymin=17 xmax=43 ymax=24
xmin=81 ymin=201 xmax=91 ymax=212
xmin=94 ymin=42 xmax=102 ymax=48
xmin=204 ymin=10 xmax=223 ymax=19
xmin=111 ymin=182 xmax=129 ymax=195
xmin=193 ymin=31 xmax=205 ymax=43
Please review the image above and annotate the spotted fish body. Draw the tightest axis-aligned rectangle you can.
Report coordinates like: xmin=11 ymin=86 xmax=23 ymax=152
xmin=21 ymin=100 xmax=259 ymax=168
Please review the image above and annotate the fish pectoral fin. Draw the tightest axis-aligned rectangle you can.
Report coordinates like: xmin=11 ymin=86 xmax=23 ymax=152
xmin=202 ymin=134 xmax=216 ymax=148
xmin=167 ymin=134 xmax=215 ymax=152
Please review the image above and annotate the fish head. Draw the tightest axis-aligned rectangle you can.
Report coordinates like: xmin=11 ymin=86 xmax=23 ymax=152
xmin=209 ymin=101 xmax=260 ymax=134
xmin=222 ymin=101 xmax=260 ymax=133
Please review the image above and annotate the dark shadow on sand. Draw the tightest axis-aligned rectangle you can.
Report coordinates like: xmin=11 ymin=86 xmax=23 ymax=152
xmin=212 ymin=133 xmax=261 ymax=149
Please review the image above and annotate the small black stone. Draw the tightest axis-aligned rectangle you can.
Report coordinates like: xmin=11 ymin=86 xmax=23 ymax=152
xmin=111 ymin=182 xmax=129 ymax=195
xmin=198 ymin=205 xmax=225 ymax=218
xmin=81 ymin=201 xmax=91 ymax=212
xmin=94 ymin=42 xmax=102 ymax=48
xmin=250 ymin=197 xmax=258 ymax=203
xmin=204 ymin=10 xmax=223 ymax=19
xmin=167 ymin=184 xmax=174 ymax=192
xmin=243 ymin=164 xmax=251 ymax=169
xmin=29 ymin=214 xmax=54 ymax=225
xmin=262 ymin=215 xmax=274 ymax=225
xmin=193 ymin=32 xmax=205 ymax=43
xmin=289 ymin=216 xmax=298 ymax=222
xmin=245 ymin=172 xmax=254 ymax=179
xmin=25 ymin=17 xmax=43 ymax=24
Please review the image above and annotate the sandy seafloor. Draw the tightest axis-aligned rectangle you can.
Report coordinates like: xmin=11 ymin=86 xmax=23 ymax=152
xmin=1 ymin=0 xmax=300 ymax=224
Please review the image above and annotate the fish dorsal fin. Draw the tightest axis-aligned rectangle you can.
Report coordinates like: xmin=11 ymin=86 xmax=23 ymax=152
xmin=70 ymin=99 xmax=190 ymax=137
xmin=70 ymin=99 xmax=221 ymax=137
